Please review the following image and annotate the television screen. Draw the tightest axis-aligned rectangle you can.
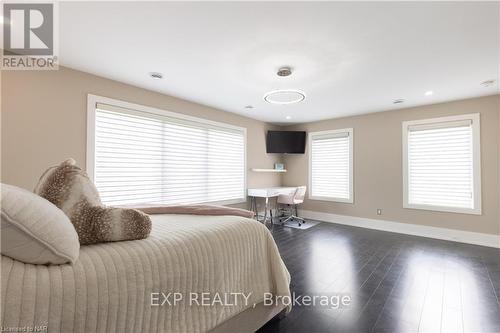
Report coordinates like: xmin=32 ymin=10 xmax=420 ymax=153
xmin=266 ymin=131 xmax=306 ymax=154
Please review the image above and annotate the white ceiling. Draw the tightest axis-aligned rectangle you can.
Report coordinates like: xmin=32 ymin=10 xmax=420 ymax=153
xmin=59 ymin=2 xmax=500 ymax=124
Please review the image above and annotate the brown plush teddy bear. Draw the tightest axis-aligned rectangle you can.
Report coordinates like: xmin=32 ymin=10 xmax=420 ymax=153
xmin=34 ymin=159 xmax=151 ymax=245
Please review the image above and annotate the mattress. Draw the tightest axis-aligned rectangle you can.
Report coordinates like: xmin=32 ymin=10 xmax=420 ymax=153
xmin=1 ymin=214 xmax=291 ymax=333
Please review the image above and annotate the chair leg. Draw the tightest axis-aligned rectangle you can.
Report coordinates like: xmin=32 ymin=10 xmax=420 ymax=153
xmin=295 ymin=205 xmax=301 ymax=226
xmin=295 ymin=205 xmax=305 ymax=223
xmin=278 ymin=204 xmax=306 ymax=226
xmin=278 ymin=204 xmax=292 ymax=225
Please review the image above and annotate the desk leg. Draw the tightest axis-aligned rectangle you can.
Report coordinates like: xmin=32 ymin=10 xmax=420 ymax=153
xmin=254 ymin=197 xmax=258 ymax=220
xmin=249 ymin=197 xmax=253 ymax=217
xmin=263 ymin=197 xmax=269 ymax=224
xmin=269 ymin=202 xmax=273 ymax=224
xmin=251 ymin=197 xmax=257 ymax=220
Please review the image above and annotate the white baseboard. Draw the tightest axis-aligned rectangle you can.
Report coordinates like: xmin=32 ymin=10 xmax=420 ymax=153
xmin=299 ymin=209 xmax=500 ymax=248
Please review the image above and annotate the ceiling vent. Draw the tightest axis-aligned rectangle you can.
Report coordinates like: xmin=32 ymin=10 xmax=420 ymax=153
xmin=149 ymin=72 xmax=163 ymax=79
xmin=481 ymin=79 xmax=496 ymax=87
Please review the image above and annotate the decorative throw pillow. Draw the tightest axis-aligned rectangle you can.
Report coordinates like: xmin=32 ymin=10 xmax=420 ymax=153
xmin=1 ymin=183 xmax=80 ymax=264
xmin=34 ymin=159 xmax=152 ymax=245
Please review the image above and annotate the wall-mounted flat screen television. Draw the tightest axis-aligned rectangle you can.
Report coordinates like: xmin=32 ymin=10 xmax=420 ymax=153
xmin=266 ymin=131 xmax=306 ymax=154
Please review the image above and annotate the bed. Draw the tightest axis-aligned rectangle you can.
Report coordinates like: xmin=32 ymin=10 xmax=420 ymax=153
xmin=1 ymin=214 xmax=291 ymax=333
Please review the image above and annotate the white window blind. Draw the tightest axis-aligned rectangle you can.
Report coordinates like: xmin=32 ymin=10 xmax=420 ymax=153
xmin=309 ymin=129 xmax=353 ymax=203
xmin=91 ymin=102 xmax=245 ymax=206
xmin=403 ymin=114 xmax=481 ymax=214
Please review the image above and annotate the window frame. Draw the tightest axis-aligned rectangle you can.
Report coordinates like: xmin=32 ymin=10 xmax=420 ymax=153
xmin=308 ymin=128 xmax=354 ymax=203
xmin=86 ymin=94 xmax=247 ymax=206
xmin=402 ymin=113 xmax=481 ymax=215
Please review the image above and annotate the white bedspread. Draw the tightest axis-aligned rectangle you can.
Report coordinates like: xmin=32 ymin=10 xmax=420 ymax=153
xmin=1 ymin=214 xmax=290 ymax=333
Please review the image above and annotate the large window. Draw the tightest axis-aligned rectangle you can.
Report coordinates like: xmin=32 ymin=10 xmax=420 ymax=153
xmin=309 ymin=128 xmax=353 ymax=203
xmin=87 ymin=95 xmax=246 ymax=206
xmin=403 ymin=114 xmax=481 ymax=215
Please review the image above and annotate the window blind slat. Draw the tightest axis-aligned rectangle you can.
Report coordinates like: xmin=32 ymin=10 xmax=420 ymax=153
xmin=407 ymin=122 xmax=474 ymax=210
xmin=94 ymin=106 xmax=245 ymax=206
xmin=310 ymin=130 xmax=352 ymax=201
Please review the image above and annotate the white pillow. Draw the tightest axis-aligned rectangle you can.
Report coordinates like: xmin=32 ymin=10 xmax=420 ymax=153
xmin=1 ymin=183 xmax=80 ymax=264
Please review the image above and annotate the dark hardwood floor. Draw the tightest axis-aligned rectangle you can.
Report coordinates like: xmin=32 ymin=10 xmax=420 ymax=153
xmin=257 ymin=221 xmax=500 ymax=333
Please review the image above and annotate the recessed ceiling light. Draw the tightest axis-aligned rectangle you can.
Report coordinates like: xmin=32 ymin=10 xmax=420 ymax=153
xmin=244 ymin=105 xmax=253 ymax=109
xmin=286 ymin=116 xmax=292 ymax=120
xmin=149 ymin=72 xmax=163 ymax=79
xmin=481 ymin=79 xmax=496 ymax=87
xmin=425 ymin=91 xmax=434 ymax=96
xmin=393 ymin=99 xmax=405 ymax=104
xmin=264 ymin=89 xmax=306 ymax=105
xmin=277 ymin=67 xmax=292 ymax=77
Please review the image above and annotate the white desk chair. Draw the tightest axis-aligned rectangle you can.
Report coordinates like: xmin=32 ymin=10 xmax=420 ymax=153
xmin=277 ymin=186 xmax=307 ymax=226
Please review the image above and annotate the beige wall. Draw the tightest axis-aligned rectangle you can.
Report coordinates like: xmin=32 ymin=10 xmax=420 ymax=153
xmin=2 ymin=67 xmax=499 ymax=235
xmin=282 ymin=95 xmax=500 ymax=235
xmin=1 ymin=67 xmax=281 ymax=209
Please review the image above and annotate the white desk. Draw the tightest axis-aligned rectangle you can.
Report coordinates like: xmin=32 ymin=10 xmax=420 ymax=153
xmin=248 ymin=187 xmax=297 ymax=223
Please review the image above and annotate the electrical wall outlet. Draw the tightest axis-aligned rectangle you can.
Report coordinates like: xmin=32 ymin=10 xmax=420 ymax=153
xmin=377 ymin=209 xmax=382 ymax=215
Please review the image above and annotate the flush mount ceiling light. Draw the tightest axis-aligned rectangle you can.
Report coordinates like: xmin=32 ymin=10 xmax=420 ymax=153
xmin=286 ymin=116 xmax=292 ymax=120
xmin=264 ymin=89 xmax=306 ymax=105
xmin=149 ymin=72 xmax=163 ymax=79
xmin=393 ymin=99 xmax=405 ymax=104
xmin=425 ymin=90 xmax=434 ymax=96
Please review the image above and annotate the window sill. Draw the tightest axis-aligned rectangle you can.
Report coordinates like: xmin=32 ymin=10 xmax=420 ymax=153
xmin=309 ymin=195 xmax=353 ymax=204
xmin=404 ymin=203 xmax=482 ymax=215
